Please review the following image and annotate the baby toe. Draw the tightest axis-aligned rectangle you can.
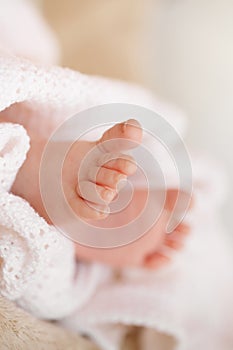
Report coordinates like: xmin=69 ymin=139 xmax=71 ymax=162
xmin=144 ymin=252 xmax=171 ymax=269
xmin=88 ymin=166 xmax=127 ymax=190
xmin=97 ymin=119 xmax=143 ymax=153
xmin=98 ymin=152 xmax=137 ymax=176
xmin=77 ymin=180 xmax=116 ymax=205
xmin=69 ymin=194 xmax=109 ymax=220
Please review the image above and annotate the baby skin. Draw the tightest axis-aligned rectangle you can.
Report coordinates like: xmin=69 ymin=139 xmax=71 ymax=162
xmin=12 ymin=119 xmax=191 ymax=269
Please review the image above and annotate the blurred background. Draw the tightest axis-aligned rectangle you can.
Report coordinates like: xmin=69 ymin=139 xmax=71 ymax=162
xmin=37 ymin=0 xmax=233 ymax=231
xmin=0 ymin=2 xmax=231 ymax=348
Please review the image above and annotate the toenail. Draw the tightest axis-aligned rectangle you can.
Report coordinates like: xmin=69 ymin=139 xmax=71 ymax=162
xmin=98 ymin=206 xmax=110 ymax=216
xmin=103 ymin=189 xmax=115 ymax=202
xmin=127 ymin=161 xmax=137 ymax=173
xmin=126 ymin=119 xmax=139 ymax=127
xmin=117 ymin=178 xmax=128 ymax=191
xmin=116 ymin=174 xmax=126 ymax=183
xmin=121 ymin=119 xmax=132 ymax=133
xmin=121 ymin=119 xmax=140 ymax=134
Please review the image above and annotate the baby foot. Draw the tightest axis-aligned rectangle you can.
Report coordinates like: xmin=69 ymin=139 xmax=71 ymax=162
xmin=62 ymin=119 xmax=143 ymax=220
xmin=75 ymin=189 xmax=192 ymax=269
xmin=143 ymin=189 xmax=192 ymax=269
xmin=10 ymin=116 xmax=191 ymax=271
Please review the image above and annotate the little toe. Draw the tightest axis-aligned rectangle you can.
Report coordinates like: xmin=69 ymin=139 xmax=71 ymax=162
xmin=144 ymin=252 xmax=171 ymax=269
xmin=164 ymin=237 xmax=184 ymax=250
xmin=163 ymin=222 xmax=190 ymax=251
xmin=174 ymin=222 xmax=190 ymax=234
xmin=69 ymin=194 xmax=109 ymax=220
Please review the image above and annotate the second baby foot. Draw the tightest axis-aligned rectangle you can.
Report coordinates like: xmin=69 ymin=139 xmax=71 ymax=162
xmin=62 ymin=119 xmax=143 ymax=220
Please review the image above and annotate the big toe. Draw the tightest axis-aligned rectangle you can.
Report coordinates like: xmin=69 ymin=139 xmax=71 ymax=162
xmin=97 ymin=119 xmax=143 ymax=153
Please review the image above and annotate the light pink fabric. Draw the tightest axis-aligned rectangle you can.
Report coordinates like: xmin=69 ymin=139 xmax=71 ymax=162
xmin=0 ymin=1 xmax=233 ymax=349
xmin=0 ymin=0 xmax=59 ymax=64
